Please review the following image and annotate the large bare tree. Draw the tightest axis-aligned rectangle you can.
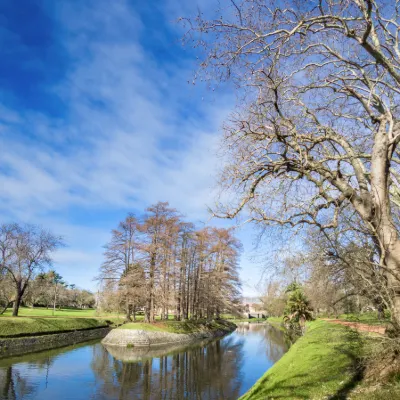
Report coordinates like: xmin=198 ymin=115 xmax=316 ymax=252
xmin=0 ymin=223 xmax=63 ymax=316
xmin=188 ymin=0 xmax=400 ymax=326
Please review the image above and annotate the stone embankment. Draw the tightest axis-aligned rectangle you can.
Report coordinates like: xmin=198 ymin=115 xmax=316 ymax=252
xmin=0 ymin=327 xmax=111 ymax=358
xmin=102 ymin=325 xmax=235 ymax=348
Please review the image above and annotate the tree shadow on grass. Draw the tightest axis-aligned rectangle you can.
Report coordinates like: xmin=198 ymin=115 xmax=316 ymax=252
xmin=245 ymin=325 xmax=365 ymax=400
xmin=246 ymin=373 xmax=316 ymax=399
xmin=329 ymin=327 xmax=365 ymax=400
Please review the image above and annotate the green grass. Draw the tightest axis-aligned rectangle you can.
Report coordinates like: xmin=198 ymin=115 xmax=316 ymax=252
xmin=266 ymin=316 xmax=283 ymax=324
xmin=0 ymin=317 xmax=110 ymax=338
xmin=240 ymin=320 xmax=364 ymax=400
xmin=118 ymin=319 xmax=236 ymax=334
xmin=0 ymin=307 xmax=126 ymax=325
xmin=335 ymin=312 xmax=390 ymax=326
xmin=0 ymin=307 xmax=179 ymax=324
xmin=0 ymin=307 xmax=98 ymax=317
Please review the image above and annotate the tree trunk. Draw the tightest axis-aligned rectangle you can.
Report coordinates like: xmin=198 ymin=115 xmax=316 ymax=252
xmin=386 ymin=252 xmax=400 ymax=327
xmin=12 ymin=290 xmax=22 ymax=317
xmin=53 ymin=284 xmax=57 ymax=316
xmin=144 ymin=305 xmax=150 ymax=323
xmin=125 ymin=303 xmax=132 ymax=321
xmin=149 ymin=252 xmax=156 ymax=323
xmin=376 ymin=223 xmax=400 ymax=327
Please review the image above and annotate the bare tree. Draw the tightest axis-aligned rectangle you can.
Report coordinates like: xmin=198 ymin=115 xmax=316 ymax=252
xmin=99 ymin=213 xmax=142 ymax=321
xmin=188 ymin=0 xmax=400 ymax=326
xmin=262 ymin=280 xmax=287 ymax=317
xmin=0 ymin=223 xmax=63 ymax=316
xmin=98 ymin=203 xmax=242 ymax=321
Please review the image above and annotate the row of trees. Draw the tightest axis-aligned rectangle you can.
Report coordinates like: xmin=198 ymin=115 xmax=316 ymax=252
xmin=0 ymin=223 xmax=94 ymax=315
xmin=25 ymin=271 xmax=95 ymax=312
xmin=186 ymin=0 xmax=400 ymax=331
xmin=98 ymin=202 xmax=242 ymax=322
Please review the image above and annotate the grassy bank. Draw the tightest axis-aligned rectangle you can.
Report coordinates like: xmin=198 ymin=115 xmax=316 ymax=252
xmin=241 ymin=320 xmax=364 ymax=399
xmin=118 ymin=319 xmax=236 ymax=334
xmin=0 ymin=317 xmax=110 ymax=338
xmin=242 ymin=319 xmax=400 ymax=399
xmin=266 ymin=316 xmax=283 ymax=325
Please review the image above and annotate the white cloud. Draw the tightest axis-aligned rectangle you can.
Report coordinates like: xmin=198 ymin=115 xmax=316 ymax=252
xmin=0 ymin=0 xmax=266 ymax=294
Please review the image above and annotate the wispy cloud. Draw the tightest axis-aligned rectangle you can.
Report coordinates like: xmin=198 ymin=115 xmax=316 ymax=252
xmin=0 ymin=1 xmax=253 ymax=290
xmin=0 ymin=0 xmax=234 ymax=217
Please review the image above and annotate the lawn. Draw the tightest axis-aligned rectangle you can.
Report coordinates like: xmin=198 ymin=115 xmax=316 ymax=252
xmin=0 ymin=317 xmax=110 ymax=338
xmin=0 ymin=306 xmax=125 ymax=324
xmin=0 ymin=307 xmax=127 ymax=336
xmin=0 ymin=307 xmax=97 ymax=318
xmin=118 ymin=319 xmax=236 ymax=334
xmin=240 ymin=320 xmax=364 ymax=400
xmin=336 ymin=312 xmax=390 ymax=326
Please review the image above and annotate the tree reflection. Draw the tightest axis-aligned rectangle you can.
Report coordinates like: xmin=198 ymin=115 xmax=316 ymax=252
xmin=0 ymin=366 xmax=36 ymax=400
xmin=236 ymin=323 xmax=288 ymax=363
xmin=0 ymin=341 xmax=92 ymax=400
xmin=0 ymin=325 xmax=288 ymax=400
xmin=91 ymin=337 xmax=244 ymax=400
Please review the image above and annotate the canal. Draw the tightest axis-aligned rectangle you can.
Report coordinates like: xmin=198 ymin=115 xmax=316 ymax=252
xmin=0 ymin=323 xmax=288 ymax=400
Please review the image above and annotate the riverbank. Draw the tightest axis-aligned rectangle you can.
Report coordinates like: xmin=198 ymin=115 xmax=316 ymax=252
xmin=241 ymin=320 xmax=363 ymax=399
xmin=241 ymin=319 xmax=400 ymax=399
xmin=102 ymin=319 xmax=236 ymax=347
xmin=0 ymin=317 xmax=113 ymax=358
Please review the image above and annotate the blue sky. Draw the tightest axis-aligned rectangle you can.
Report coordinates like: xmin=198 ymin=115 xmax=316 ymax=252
xmin=0 ymin=0 xmax=271 ymax=297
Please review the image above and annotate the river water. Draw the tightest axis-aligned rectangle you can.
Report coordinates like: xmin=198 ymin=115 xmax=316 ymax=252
xmin=0 ymin=323 xmax=288 ymax=400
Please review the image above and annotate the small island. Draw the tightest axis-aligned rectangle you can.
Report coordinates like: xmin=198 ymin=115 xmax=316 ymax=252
xmin=102 ymin=320 xmax=236 ymax=348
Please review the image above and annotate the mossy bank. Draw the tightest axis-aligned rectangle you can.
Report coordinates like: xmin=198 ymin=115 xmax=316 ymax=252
xmin=102 ymin=319 xmax=236 ymax=348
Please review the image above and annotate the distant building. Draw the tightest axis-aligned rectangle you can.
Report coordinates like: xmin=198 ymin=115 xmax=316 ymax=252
xmin=241 ymin=296 xmax=267 ymax=317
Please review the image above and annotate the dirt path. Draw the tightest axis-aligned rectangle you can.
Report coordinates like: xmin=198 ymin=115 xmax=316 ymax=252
xmin=322 ymin=319 xmax=386 ymax=335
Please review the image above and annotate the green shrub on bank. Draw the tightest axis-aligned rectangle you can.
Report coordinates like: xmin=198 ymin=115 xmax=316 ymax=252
xmin=0 ymin=317 xmax=109 ymax=338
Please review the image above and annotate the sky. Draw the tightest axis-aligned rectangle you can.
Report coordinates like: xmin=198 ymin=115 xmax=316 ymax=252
xmin=0 ymin=0 xmax=272 ymax=297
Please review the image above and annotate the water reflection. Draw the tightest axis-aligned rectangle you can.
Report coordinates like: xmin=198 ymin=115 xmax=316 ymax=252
xmin=0 ymin=323 xmax=287 ymax=400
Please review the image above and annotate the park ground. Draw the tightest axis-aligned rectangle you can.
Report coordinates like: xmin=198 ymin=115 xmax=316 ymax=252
xmin=0 ymin=307 xmax=241 ymax=338
xmin=0 ymin=307 xmax=124 ymax=338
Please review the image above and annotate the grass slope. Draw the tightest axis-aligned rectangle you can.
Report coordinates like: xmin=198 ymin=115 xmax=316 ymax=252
xmin=240 ymin=320 xmax=363 ymax=400
xmin=118 ymin=319 xmax=236 ymax=334
xmin=0 ymin=317 xmax=109 ymax=338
